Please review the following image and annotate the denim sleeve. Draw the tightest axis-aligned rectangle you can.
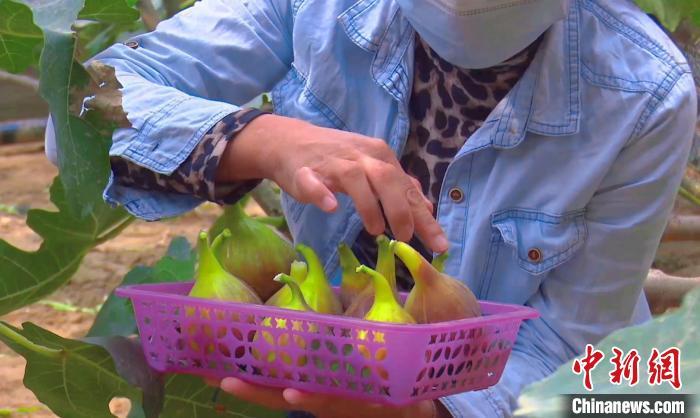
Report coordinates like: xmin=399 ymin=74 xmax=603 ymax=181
xmin=439 ymin=74 xmax=697 ymax=417
xmin=110 ymin=109 xmax=265 ymax=206
xmin=91 ymin=0 xmax=292 ymax=220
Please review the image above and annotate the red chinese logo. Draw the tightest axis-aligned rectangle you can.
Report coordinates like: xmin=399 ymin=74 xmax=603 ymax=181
xmin=648 ymin=347 xmax=682 ymax=389
xmin=572 ymin=345 xmax=682 ymax=391
xmin=609 ymin=347 xmax=640 ymax=386
xmin=572 ymin=344 xmax=605 ymax=391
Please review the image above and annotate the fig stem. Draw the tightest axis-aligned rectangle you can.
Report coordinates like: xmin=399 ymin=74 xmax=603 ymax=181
xmin=296 ymin=244 xmax=325 ymax=284
xmin=376 ymin=235 xmax=396 ymax=290
xmin=221 ymin=201 xmax=247 ymax=222
xmin=338 ymin=243 xmax=361 ymax=274
xmin=273 ymin=273 xmax=312 ymax=311
xmin=289 ymin=260 xmax=308 ymax=283
xmin=197 ymin=231 xmax=226 ymax=287
xmin=431 ymin=252 xmax=449 ymax=273
xmin=356 ymin=265 xmax=395 ymax=307
xmin=210 ymin=228 xmax=231 ymax=253
xmin=391 ymin=240 xmax=424 ymax=280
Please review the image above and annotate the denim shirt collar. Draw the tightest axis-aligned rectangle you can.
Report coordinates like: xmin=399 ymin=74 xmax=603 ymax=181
xmin=339 ymin=0 xmax=582 ymax=145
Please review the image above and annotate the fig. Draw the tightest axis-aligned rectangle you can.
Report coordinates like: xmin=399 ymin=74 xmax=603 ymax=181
xmin=295 ymin=244 xmax=343 ymax=315
xmin=392 ymin=240 xmax=481 ymax=323
xmin=355 ymin=265 xmax=415 ymax=324
xmin=270 ymin=273 xmax=313 ymax=311
xmin=344 ymin=235 xmax=398 ymax=318
xmin=338 ymin=243 xmax=370 ymax=309
xmin=188 ymin=229 xmax=262 ymax=304
xmin=210 ymin=201 xmax=296 ymax=300
xmin=265 ymin=260 xmax=308 ymax=306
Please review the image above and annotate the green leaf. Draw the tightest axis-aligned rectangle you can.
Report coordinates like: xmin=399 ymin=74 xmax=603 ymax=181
xmin=0 ymin=0 xmax=136 ymax=317
xmin=25 ymin=0 xmax=135 ymax=217
xmin=634 ymin=0 xmax=700 ymax=31
xmin=85 ymin=336 xmax=165 ymax=418
xmin=160 ymin=374 xmax=285 ymax=418
xmin=88 ymin=237 xmax=195 ymax=337
xmin=0 ymin=322 xmax=144 ymax=418
xmin=516 ymin=287 xmax=700 ymax=417
xmin=79 ymin=0 xmax=140 ymax=24
xmin=0 ymin=322 xmax=285 ymax=418
xmin=0 ymin=0 xmax=43 ymax=73
xmin=0 ymin=178 xmax=133 ymax=316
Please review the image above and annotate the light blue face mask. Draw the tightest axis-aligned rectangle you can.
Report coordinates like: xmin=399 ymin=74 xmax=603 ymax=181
xmin=397 ymin=0 xmax=569 ymax=68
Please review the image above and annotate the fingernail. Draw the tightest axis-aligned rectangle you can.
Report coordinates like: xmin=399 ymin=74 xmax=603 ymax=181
xmin=220 ymin=377 xmax=242 ymax=392
xmin=282 ymin=388 xmax=303 ymax=405
xmin=321 ymin=195 xmax=337 ymax=212
xmin=434 ymin=235 xmax=449 ymax=252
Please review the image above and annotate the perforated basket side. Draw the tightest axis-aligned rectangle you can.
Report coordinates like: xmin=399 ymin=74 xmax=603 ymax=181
xmin=117 ymin=282 xmax=538 ymax=406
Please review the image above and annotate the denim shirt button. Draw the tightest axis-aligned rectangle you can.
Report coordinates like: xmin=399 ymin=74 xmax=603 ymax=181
xmin=527 ymin=248 xmax=543 ymax=263
xmin=449 ymin=187 xmax=464 ymax=203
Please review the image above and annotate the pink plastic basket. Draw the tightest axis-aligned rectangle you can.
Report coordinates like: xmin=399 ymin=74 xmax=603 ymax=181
xmin=116 ymin=282 xmax=538 ymax=406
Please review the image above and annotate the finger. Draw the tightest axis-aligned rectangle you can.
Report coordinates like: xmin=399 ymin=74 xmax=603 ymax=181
xmin=408 ymin=176 xmax=433 ymax=213
xmin=331 ymin=161 xmax=386 ymax=235
xmin=282 ymin=389 xmax=384 ymax=418
xmin=362 ymin=160 xmax=415 ymax=241
xmin=220 ymin=378 xmax=290 ymax=411
xmin=407 ymin=187 xmax=448 ymax=253
xmin=292 ymin=166 xmax=338 ymax=212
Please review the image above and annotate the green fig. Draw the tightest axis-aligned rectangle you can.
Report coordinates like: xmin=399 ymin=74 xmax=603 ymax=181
xmin=270 ymin=273 xmax=313 ymax=311
xmin=296 ymin=244 xmax=343 ymax=315
xmin=344 ymin=235 xmax=398 ymax=318
xmin=431 ymin=252 xmax=449 ymax=273
xmin=338 ymin=243 xmax=370 ymax=309
xmin=188 ymin=229 xmax=262 ymax=304
xmin=210 ymin=201 xmax=297 ymax=300
xmin=392 ymin=241 xmax=481 ymax=323
xmin=265 ymin=260 xmax=308 ymax=306
xmin=355 ymin=265 xmax=415 ymax=324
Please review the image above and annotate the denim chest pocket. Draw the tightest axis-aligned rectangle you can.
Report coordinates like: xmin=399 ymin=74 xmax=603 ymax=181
xmin=479 ymin=208 xmax=587 ymax=304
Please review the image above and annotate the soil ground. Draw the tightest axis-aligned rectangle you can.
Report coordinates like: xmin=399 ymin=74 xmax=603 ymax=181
xmin=0 ymin=149 xmax=698 ymax=417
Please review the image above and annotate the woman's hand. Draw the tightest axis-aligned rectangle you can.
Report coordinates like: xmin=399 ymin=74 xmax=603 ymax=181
xmin=217 ymin=114 xmax=448 ymax=254
xmin=213 ymin=377 xmax=444 ymax=418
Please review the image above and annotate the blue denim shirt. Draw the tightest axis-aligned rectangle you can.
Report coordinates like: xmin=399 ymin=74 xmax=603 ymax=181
xmin=47 ymin=0 xmax=696 ymax=416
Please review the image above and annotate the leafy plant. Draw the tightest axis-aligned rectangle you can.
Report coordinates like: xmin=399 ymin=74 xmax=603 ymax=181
xmin=0 ymin=321 xmax=283 ymax=418
xmin=516 ymin=287 xmax=700 ymax=417
xmin=634 ymin=0 xmax=700 ymax=31
xmin=88 ymin=236 xmax=195 ymax=338
xmin=0 ymin=0 xmax=137 ymax=316
xmin=0 ymin=1 xmax=283 ymax=416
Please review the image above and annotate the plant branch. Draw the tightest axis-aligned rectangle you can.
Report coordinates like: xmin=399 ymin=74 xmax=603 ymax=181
xmin=0 ymin=322 xmax=62 ymax=358
xmin=250 ymin=180 xmax=283 ymax=217
xmin=136 ymin=0 xmax=160 ymax=31
xmin=680 ymin=186 xmax=700 ymax=207
xmin=0 ymin=71 xmax=39 ymax=92
xmin=662 ymin=215 xmax=700 ymax=241
xmin=644 ymin=269 xmax=700 ymax=315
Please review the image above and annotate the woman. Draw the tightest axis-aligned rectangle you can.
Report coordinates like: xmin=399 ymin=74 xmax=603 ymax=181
xmin=53 ymin=0 xmax=696 ymax=416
